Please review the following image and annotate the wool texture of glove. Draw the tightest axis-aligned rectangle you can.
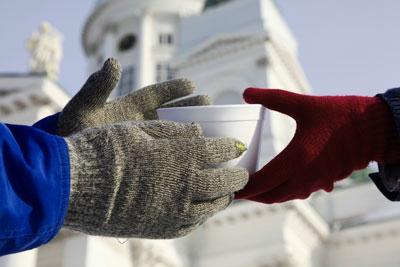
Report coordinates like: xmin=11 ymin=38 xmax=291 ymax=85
xmin=58 ymin=58 xmax=210 ymax=136
xmin=65 ymin=120 xmax=249 ymax=238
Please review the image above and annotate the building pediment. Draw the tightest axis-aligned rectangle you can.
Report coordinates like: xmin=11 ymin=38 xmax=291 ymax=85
xmin=0 ymin=75 xmax=69 ymax=119
xmin=175 ymin=33 xmax=268 ymax=68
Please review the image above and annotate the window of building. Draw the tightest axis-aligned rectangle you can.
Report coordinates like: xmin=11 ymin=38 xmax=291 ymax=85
xmin=117 ymin=66 xmax=135 ymax=96
xmin=156 ymin=63 xmax=174 ymax=83
xmin=118 ymin=34 xmax=137 ymax=52
xmin=158 ymin=33 xmax=174 ymax=46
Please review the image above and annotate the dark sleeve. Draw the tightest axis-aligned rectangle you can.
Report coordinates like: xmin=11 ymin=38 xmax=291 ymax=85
xmin=32 ymin=113 xmax=60 ymax=135
xmin=0 ymin=123 xmax=70 ymax=256
xmin=370 ymin=88 xmax=400 ymax=201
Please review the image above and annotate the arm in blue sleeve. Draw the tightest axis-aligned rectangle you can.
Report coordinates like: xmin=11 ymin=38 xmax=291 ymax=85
xmin=0 ymin=122 xmax=70 ymax=256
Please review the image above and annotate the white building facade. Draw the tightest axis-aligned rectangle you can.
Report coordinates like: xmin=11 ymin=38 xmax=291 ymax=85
xmin=1 ymin=0 xmax=400 ymax=267
xmin=83 ymin=0 xmax=204 ymax=97
xmin=0 ymin=74 xmax=69 ymax=125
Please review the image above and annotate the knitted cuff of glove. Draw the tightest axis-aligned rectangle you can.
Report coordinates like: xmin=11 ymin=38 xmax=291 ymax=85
xmin=359 ymin=97 xmax=400 ymax=164
xmin=62 ymin=137 xmax=107 ymax=233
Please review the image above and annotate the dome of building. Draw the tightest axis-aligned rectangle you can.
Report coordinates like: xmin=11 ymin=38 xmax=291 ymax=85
xmin=82 ymin=0 xmax=204 ymax=55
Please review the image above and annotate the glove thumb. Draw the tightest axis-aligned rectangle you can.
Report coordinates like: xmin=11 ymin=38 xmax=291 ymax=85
xmin=243 ymin=88 xmax=308 ymax=118
xmin=64 ymin=58 xmax=121 ymax=114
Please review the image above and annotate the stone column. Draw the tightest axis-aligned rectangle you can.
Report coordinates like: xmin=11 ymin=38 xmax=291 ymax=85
xmin=137 ymin=14 xmax=153 ymax=87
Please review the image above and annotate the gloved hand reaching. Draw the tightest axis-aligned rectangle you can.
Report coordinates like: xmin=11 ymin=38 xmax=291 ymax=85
xmin=47 ymin=58 xmax=249 ymax=238
xmin=236 ymin=88 xmax=400 ymax=203
xmin=58 ymin=58 xmax=210 ymax=136
xmin=64 ymin=120 xmax=248 ymax=238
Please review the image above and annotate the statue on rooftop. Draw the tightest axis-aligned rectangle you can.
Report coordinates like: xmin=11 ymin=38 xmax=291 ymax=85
xmin=26 ymin=22 xmax=63 ymax=81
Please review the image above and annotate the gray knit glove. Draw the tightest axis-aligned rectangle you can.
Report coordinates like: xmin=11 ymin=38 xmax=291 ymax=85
xmin=64 ymin=120 xmax=248 ymax=238
xmin=58 ymin=58 xmax=210 ymax=136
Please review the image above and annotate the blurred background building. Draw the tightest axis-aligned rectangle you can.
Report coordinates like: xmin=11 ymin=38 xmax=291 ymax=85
xmin=1 ymin=0 xmax=400 ymax=266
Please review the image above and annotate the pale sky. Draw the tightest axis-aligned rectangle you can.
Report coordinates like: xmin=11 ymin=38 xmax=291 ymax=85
xmin=1 ymin=0 xmax=400 ymax=96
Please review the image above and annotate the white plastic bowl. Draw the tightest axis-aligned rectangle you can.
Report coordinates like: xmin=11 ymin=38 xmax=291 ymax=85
xmin=157 ymin=104 xmax=265 ymax=173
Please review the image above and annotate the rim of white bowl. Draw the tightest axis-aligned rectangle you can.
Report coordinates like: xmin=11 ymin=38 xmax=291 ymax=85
xmin=157 ymin=104 xmax=265 ymax=122
xmin=157 ymin=104 xmax=262 ymax=110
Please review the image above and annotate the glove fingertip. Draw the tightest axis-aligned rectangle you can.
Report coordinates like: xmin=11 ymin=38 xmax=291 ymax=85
xmin=222 ymin=137 xmax=247 ymax=158
xmin=243 ymin=88 xmax=262 ymax=104
xmin=229 ymin=167 xmax=250 ymax=193
xmin=237 ymin=168 xmax=250 ymax=189
xmin=176 ymin=78 xmax=196 ymax=97
xmin=102 ymin=58 xmax=122 ymax=80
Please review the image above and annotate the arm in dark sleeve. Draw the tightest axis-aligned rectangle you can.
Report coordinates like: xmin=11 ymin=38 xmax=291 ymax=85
xmin=0 ymin=122 xmax=70 ymax=256
xmin=370 ymin=88 xmax=400 ymax=201
xmin=32 ymin=113 xmax=60 ymax=135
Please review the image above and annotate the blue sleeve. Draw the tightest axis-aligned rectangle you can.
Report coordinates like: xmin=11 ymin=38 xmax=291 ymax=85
xmin=370 ymin=88 xmax=400 ymax=201
xmin=0 ymin=122 xmax=70 ymax=256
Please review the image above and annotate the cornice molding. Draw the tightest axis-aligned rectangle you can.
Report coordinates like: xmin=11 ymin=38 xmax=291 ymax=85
xmin=0 ymin=92 xmax=52 ymax=117
xmin=329 ymin=224 xmax=400 ymax=247
xmin=268 ymin=37 xmax=310 ymax=92
xmin=175 ymin=33 xmax=269 ymax=70
xmin=201 ymin=201 xmax=329 ymax=242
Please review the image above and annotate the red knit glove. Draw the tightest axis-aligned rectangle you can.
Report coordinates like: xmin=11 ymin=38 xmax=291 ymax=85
xmin=235 ymin=88 xmax=400 ymax=204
